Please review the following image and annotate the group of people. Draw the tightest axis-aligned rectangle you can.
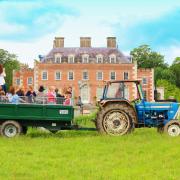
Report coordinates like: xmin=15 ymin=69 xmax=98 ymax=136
xmin=0 ymin=64 xmax=73 ymax=105
xmin=0 ymin=85 xmax=72 ymax=105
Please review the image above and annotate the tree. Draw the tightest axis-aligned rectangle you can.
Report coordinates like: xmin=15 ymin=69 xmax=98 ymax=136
xmin=0 ymin=49 xmax=20 ymax=88
xmin=130 ymin=45 xmax=166 ymax=68
xmin=157 ymin=79 xmax=180 ymax=102
xmin=155 ymin=67 xmax=176 ymax=86
xmin=170 ymin=57 xmax=180 ymax=88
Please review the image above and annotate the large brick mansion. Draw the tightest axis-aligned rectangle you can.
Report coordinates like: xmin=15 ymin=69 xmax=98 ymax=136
xmin=13 ymin=37 xmax=154 ymax=104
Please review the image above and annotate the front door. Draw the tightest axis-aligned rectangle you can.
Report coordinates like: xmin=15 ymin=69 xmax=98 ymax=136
xmin=81 ymin=84 xmax=89 ymax=104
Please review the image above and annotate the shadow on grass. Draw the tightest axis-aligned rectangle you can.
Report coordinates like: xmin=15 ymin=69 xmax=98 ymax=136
xmin=26 ymin=128 xmax=99 ymax=139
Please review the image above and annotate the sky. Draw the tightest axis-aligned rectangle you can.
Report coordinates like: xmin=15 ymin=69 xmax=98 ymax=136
xmin=0 ymin=0 xmax=180 ymax=67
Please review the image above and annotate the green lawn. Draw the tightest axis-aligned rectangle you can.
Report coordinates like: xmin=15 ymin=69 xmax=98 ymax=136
xmin=0 ymin=119 xmax=180 ymax=179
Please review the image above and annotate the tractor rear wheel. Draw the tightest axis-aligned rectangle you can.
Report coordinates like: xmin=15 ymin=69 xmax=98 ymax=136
xmin=96 ymin=103 xmax=133 ymax=136
xmin=164 ymin=120 xmax=180 ymax=137
xmin=0 ymin=121 xmax=22 ymax=138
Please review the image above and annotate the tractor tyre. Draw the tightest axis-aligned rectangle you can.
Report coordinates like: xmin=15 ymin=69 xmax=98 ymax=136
xmin=164 ymin=120 xmax=180 ymax=137
xmin=0 ymin=121 xmax=22 ymax=138
xmin=96 ymin=103 xmax=133 ymax=136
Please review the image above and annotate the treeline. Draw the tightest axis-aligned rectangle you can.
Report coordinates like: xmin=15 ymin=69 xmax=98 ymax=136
xmin=131 ymin=45 xmax=180 ymax=101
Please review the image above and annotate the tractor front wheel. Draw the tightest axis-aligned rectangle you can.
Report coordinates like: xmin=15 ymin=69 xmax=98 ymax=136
xmin=164 ymin=120 xmax=180 ymax=137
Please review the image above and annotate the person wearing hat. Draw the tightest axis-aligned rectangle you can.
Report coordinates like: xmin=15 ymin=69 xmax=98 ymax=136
xmin=36 ymin=85 xmax=46 ymax=104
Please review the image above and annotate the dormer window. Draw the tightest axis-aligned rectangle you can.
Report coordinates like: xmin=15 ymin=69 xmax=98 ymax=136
xmin=109 ymin=54 xmax=116 ymax=63
xmin=82 ymin=54 xmax=89 ymax=63
xmin=54 ymin=53 xmax=62 ymax=63
xmin=68 ymin=55 xmax=74 ymax=63
xmin=96 ymin=55 xmax=103 ymax=63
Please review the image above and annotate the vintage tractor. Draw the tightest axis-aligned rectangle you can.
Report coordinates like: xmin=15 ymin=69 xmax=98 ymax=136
xmin=95 ymin=80 xmax=180 ymax=136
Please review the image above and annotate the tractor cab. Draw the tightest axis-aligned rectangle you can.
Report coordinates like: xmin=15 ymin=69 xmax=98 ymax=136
xmin=101 ymin=80 xmax=144 ymax=104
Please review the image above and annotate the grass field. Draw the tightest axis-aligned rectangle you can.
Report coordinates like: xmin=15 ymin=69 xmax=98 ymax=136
xmin=0 ymin=115 xmax=180 ymax=180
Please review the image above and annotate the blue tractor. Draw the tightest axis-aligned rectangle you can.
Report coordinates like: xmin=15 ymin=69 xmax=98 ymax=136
xmin=95 ymin=80 xmax=180 ymax=136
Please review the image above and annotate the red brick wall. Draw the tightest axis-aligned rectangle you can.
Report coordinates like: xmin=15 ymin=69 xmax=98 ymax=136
xmin=137 ymin=68 xmax=154 ymax=101
xmin=35 ymin=62 xmax=136 ymax=103
xmin=13 ymin=68 xmax=34 ymax=92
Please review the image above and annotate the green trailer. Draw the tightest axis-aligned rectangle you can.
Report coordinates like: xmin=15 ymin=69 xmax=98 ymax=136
xmin=0 ymin=103 xmax=74 ymax=137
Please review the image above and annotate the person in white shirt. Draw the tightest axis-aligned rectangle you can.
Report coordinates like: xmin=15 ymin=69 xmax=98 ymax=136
xmin=0 ymin=64 xmax=6 ymax=93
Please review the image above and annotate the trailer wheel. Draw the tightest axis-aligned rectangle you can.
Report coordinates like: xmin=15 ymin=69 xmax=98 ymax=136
xmin=164 ymin=120 xmax=180 ymax=137
xmin=0 ymin=121 xmax=22 ymax=138
xmin=96 ymin=104 xmax=132 ymax=136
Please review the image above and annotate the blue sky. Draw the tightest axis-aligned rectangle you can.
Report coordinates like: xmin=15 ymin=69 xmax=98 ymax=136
xmin=0 ymin=0 xmax=180 ymax=66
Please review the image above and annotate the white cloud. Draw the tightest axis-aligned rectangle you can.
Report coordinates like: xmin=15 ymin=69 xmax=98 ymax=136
xmin=0 ymin=22 xmax=26 ymax=35
xmin=160 ymin=45 xmax=180 ymax=64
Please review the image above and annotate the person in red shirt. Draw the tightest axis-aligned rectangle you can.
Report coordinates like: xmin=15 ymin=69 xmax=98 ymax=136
xmin=63 ymin=91 xmax=72 ymax=106
xmin=47 ymin=86 xmax=56 ymax=104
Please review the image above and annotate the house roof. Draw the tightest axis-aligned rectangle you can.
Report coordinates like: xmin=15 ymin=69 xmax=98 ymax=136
xmin=44 ymin=47 xmax=131 ymax=63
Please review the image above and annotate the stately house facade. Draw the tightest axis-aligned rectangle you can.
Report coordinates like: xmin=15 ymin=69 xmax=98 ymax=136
xmin=13 ymin=37 xmax=154 ymax=104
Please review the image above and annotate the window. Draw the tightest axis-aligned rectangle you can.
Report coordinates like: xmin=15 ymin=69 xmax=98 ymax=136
xmin=109 ymin=55 xmax=116 ymax=63
xmin=55 ymin=54 xmax=61 ymax=63
xmin=142 ymin=77 xmax=147 ymax=85
xmin=83 ymin=71 xmax=88 ymax=80
xmin=110 ymin=71 xmax=116 ymax=80
xmin=68 ymin=71 xmax=74 ymax=80
xmin=27 ymin=77 xmax=33 ymax=85
xmin=55 ymin=71 xmax=61 ymax=80
xmin=42 ymin=71 xmax=48 ymax=80
xmin=97 ymin=72 xmax=103 ymax=81
xmin=68 ymin=55 xmax=74 ymax=63
xmin=16 ymin=78 xmax=20 ymax=86
xmin=82 ymin=55 xmax=89 ymax=63
xmin=124 ymin=72 xmax=129 ymax=80
xmin=96 ymin=55 xmax=103 ymax=63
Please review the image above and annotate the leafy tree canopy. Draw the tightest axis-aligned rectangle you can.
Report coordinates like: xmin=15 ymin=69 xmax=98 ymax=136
xmin=170 ymin=57 xmax=180 ymax=88
xmin=130 ymin=45 xmax=166 ymax=68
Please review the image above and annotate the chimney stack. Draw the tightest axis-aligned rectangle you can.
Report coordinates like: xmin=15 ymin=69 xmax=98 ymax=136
xmin=80 ymin=37 xmax=91 ymax=47
xmin=107 ymin=37 xmax=116 ymax=48
xmin=53 ymin=37 xmax=64 ymax=48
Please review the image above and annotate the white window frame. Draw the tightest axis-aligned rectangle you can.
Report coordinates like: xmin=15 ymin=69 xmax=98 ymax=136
xmin=68 ymin=55 xmax=74 ymax=64
xmin=142 ymin=77 xmax=147 ymax=85
xmin=82 ymin=71 xmax=89 ymax=80
xmin=96 ymin=55 xmax=103 ymax=63
xmin=124 ymin=72 xmax=129 ymax=80
xmin=27 ymin=77 xmax=33 ymax=85
xmin=96 ymin=71 xmax=103 ymax=81
xmin=82 ymin=54 xmax=89 ymax=63
xmin=42 ymin=71 xmax=48 ymax=80
xmin=55 ymin=71 xmax=61 ymax=80
xmin=55 ymin=53 xmax=62 ymax=63
xmin=110 ymin=71 xmax=116 ymax=80
xmin=109 ymin=54 xmax=116 ymax=63
xmin=68 ymin=71 xmax=74 ymax=80
xmin=16 ymin=78 xmax=20 ymax=86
